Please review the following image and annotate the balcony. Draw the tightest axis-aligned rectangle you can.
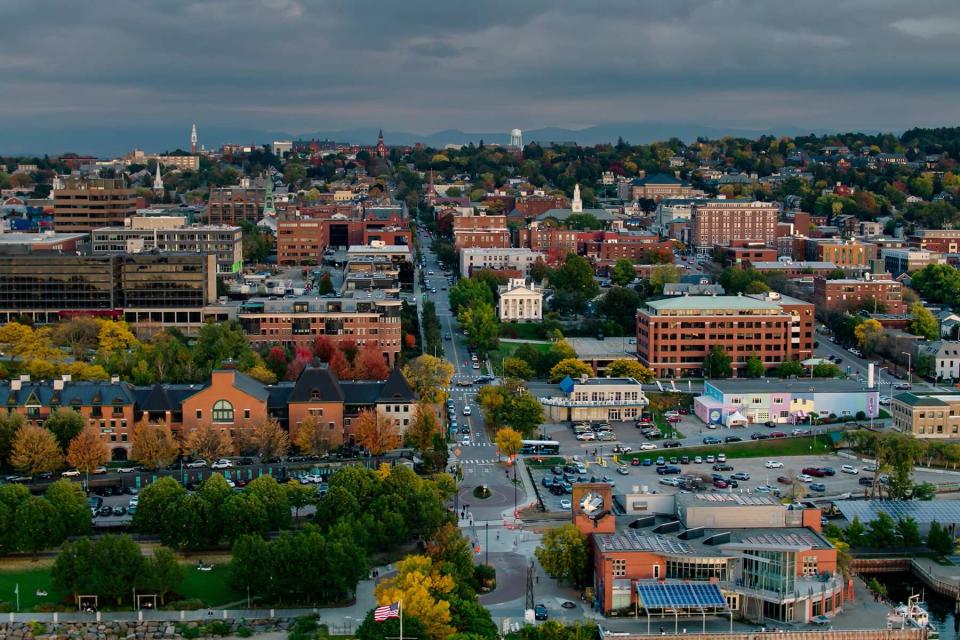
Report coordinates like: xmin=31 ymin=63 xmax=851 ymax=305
xmin=540 ymin=396 xmax=649 ymax=408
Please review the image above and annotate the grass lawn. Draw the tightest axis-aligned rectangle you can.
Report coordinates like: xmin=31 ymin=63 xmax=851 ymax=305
xmin=178 ymin=564 xmax=239 ymax=606
xmin=490 ymin=341 xmax=551 ymax=376
xmin=498 ymin=323 xmax=545 ymax=340
xmin=0 ymin=567 xmax=66 ymax=610
xmin=624 ymin=435 xmax=834 ymax=464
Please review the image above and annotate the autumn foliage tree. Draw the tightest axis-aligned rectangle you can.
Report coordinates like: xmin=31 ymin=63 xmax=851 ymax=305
xmin=404 ymin=404 xmax=438 ymax=453
xmin=66 ymin=426 xmax=110 ymax=480
xmin=252 ymin=418 xmax=290 ymax=460
xmin=374 ymin=555 xmax=455 ymax=640
xmin=130 ymin=420 xmax=179 ymax=470
xmin=293 ymin=415 xmax=330 ymax=456
xmin=353 ymin=409 xmax=401 ymax=455
xmin=11 ymin=426 xmax=64 ymax=475
xmin=353 ymin=343 xmax=390 ymax=380
xmin=402 ymin=355 xmax=454 ymax=404
xmin=184 ymin=423 xmax=233 ymax=460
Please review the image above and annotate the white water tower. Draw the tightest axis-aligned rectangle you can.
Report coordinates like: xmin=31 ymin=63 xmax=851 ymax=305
xmin=510 ymin=128 xmax=523 ymax=147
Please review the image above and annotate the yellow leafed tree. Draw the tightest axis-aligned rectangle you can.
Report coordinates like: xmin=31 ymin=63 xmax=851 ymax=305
xmin=353 ymin=409 xmax=401 ymax=455
xmin=184 ymin=423 xmax=233 ymax=460
xmin=374 ymin=555 xmax=455 ymax=640
xmin=11 ymin=425 xmax=64 ymax=475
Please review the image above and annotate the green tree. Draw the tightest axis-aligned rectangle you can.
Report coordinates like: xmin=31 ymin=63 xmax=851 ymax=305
xmin=133 ymin=476 xmax=187 ymax=540
xmin=910 ymin=263 xmax=960 ymax=305
xmin=0 ymin=412 xmax=24 ymax=467
xmin=503 ymin=393 xmax=543 ymax=438
xmin=16 ymin=496 xmax=65 ymax=556
xmin=744 ymin=356 xmax=765 ymax=378
xmin=812 ymin=363 xmax=841 ymax=378
xmin=548 ymin=358 xmax=593 ymax=383
xmin=843 ymin=516 xmax=866 ymax=548
xmin=927 ymin=521 xmax=956 ymax=557
xmin=649 ymin=264 xmax=682 ymax=293
xmin=449 ymin=278 xmax=494 ymax=315
xmin=502 ymin=357 xmax=534 ymax=380
xmin=529 ymin=258 xmax=549 ymax=284
xmin=247 ymin=474 xmax=291 ymax=531
xmin=703 ymin=346 xmax=732 ymax=378
xmin=139 ymin=547 xmax=185 ymax=604
xmin=776 ymin=359 xmax=805 ymax=378
xmin=44 ymin=479 xmax=91 ymax=538
xmin=285 ymin=480 xmax=315 ymax=521
xmin=896 ymin=517 xmax=922 ymax=547
xmin=598 ymin=286 xmax=641 ymax=334
xmin=535 ymin=524 xmax=589 ymax=586
xmin=460 ymin=302 xmax=499 ymax=355
xmin=610 ymin=258 xmax=636 ymax=286
xmin=907 ymin=302 xmax=939 ymax=340
xmin=606 ymin=359 xmax=655 ymax=382
xmin=866 ymin=511 xmax=898 ymax=548
xmin=43 ymin=408 xmax=85 ymax=451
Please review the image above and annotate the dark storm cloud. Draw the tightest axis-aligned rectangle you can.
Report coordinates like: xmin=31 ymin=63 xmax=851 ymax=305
xmin=2 ymin=0 xmax=960 ymax=134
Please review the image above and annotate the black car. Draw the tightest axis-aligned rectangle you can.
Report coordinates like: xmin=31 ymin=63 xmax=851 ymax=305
xmin=534 ymin=604 xmax=548 ymax=620
xmin=98 ymin=505 xmax=113 ymax=517
xmin=702 ymin=437 xmax=721 ymax=445
xmin=819 ymin=467 xmax=836 ymax=476
xmin=724 ymin=435 xmax=742 ymax=443
xmin=680 ymin=456 xmax=690 ymax=464
xmin=712 ymin=463 xmax=734 ymax=471
xmin=238 ymin=458 xmax=255 ymax=466
xmin=551 ymin=466 xmax=563 ymax=475
xmin=859 ymin=476 xmax=873 ymax=486
xmin=656 ymin=465 xmax=682 ymax=475
xmin=549 ymin=484 xmax=564 ymax=496
xmin=751 ymin=432 xmax=770 ymax=440
xmin=662 ymin=440 xmax=682 ymax=448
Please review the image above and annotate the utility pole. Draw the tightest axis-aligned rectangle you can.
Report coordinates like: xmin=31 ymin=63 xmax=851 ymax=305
xmin=525 ymin=561 xmax=535 ymax=612
xmin=901 ymin=351 xmax=913 ymax=385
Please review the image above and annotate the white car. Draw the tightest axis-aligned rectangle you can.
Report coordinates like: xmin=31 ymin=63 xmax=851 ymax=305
xmin=211 ymin=459 xmax=233 ymax=469
xmin=560 ymin=499 xmax=572 ymax=510
xmin=116 ymin=466 xmax=138 ymax=474
xmin=841 ymin=465 xmax=859 ymax=474
xmin=864 ymin=463 xmax=879 ymax=472
xmin=798 ymin=474 xmax=814 ymax=483
xmin=61 ymin=469 xmax=81 ymax=478
xmin=576 ymin=432 xmax=596 ymax=441
xmin=764 ymin=460 xmax=784 ymax=469
xmin=879 ymin=396 xmax=892 ymax=406
xmin=659 ymin=477 xmax=679 ymax=486
xmin=716 ymin=453 xmax=727 ymax=462
xmin=129 ymin=496 xmax=139 ymax=507
xmin=638 ymin=442 xmax=657 ymax=451
xmin=664 ymin=411 xmax=680 ymax=419
xmin=300 ymin=474 xmax=323 ymax=484
xmin=463 ymin=406 xmax=471 ymax=416
xmin=185 ymin=459 xmax=207 ymax=468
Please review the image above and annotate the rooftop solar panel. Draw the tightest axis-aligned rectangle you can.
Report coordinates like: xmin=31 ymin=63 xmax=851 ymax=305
xmin=636 ymin=582 xmax=728 ymax=610
xmin=835 ymin=500 xmax=960 ymax=525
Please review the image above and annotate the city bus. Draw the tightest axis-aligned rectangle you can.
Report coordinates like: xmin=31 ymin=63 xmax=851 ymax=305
xmin=519 ymin=440 xmax=560 ymax=455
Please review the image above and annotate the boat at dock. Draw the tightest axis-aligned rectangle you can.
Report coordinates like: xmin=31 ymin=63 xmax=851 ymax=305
xmin=887 ymin=594 xmax=939 ymax=639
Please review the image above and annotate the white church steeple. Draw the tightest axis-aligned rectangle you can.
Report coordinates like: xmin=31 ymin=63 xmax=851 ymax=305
xmin=572 ymin=183 xmax=583 ymax=213
xmin=153 ymin=162 xmax=164 ymax=192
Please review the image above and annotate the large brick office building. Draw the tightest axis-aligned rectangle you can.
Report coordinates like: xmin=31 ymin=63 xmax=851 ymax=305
xmin=53 ymin=177 xmax=137 ymax=233
xmin=635 ymin=293 xmax=814 ymax=378
xmin=690 ymin=200 xmax=779 ymax=254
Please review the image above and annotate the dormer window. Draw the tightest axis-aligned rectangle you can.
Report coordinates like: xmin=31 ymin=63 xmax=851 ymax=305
xmin=310 ymin=389 xmax=321 ymax=401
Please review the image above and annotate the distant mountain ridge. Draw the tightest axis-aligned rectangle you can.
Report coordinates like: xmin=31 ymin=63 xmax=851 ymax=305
xmin=0 ymin=122 xmax=852 ymax=157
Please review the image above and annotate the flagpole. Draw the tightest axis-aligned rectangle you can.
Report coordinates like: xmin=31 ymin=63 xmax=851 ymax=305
xmin=399 ymin=599 xmax=403 ymax=640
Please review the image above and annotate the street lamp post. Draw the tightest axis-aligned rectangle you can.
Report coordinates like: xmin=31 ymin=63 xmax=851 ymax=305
xmin=901 ymin=352 xmax=912 ymax=385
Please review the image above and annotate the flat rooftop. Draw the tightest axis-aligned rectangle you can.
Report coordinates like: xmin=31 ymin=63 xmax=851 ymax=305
xmin=893 ymin=392 xmax=960 ymax=407
xmin=706 ymin=379 xmax=874 ymax=394
xmin=645 ymin=296 xmax=781 ymax=312
xmin=566 ymin=337 xmax=636 ymax=358
xmin=750 ymin=261 xmax=837 ymax=270
xmin=0 ymin=232 xmax=87 ymax=245
xmin=597 ymin=526 xmax=833 ymax=556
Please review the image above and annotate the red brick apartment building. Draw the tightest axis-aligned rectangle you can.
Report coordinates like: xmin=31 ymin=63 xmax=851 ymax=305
xmin=206 ymin=186 xmax=265 ymax=225
xmin=721 ymin=241 xmax=778 ymax=265
xmin=690 ymin=200 xmax=779 ymax=253
xmin=813 ymin=275 xmax=904 ymax=313
xmin=635 ymin=293 xmax=814 ymax=378
xmin=910 ymin=229 xmax=960 ymax=253
xmin=513 ymin=194 xmax=568 ymax=217
xmin=452 ymin=212 xmax=509 ymax=251
xmin=276 ymin=207 xmax=410 ymax=265
xmin=237 ymin=295 xmax=402 ymax=366
xmin=802 ymin=237 xmax=877 ymax=267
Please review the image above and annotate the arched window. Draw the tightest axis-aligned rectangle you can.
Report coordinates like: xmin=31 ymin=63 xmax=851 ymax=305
xmin=212 ymin=400 xmax=234 ymax=423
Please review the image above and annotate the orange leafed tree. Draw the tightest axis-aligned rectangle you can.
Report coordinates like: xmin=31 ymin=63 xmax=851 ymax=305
xmin=131 ymin=420 xmax=179 ymax=470
xmin=252 ymin=418 xmax=290 ymax=460
xmin=353 ymin=343 xmax=390 ymax=380
xmin=66 ymin=425 xmax=110 ymax=475
xmin=353 ymin=409 xmax=401 ymax=455
xmin=10 ymin=425 xmax=64 ymax=475
xmin=292 ymin=415 xmax=330 ymax=456
xmin=184 ymin=423 xmax=233 ymax=460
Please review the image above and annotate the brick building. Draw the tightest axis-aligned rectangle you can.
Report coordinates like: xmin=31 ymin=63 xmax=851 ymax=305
xmin=635 ymin=293 xmax=814 ymax=378
xmin=721 ymin=241 xmax=778 ymax=266
xmin=53 ymin=177 xmax=137 ymax=233
xmin=690 ymin=201 xmax=779 ymax=254
xmin=910 ymin=229 xmax=960 ymax=253
xmin=459 ymin=247 xmax=544 ymax=276
xmin=276 ymin=210 xmax=411 ymax=265
xmin=452 ymin=212 xmax=509 ymax=251
xmin=620 ymin=173 xmax=697 ymax=202
xmin=206 ymin=185 xmax=265 ymax=225
xmin=813 ymin=275 xmax=904 ymax=313
xmin=512 ymin=194 xmax=567 ymax=217
xmin=803 ymin=238 xmax=876 ymax=268
xmin=237 ymin=294 xmax=402 ymax=366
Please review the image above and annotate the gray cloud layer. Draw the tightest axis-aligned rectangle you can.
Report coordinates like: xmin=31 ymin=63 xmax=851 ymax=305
xmin=3 ymin=0 xmax=960 ymax=134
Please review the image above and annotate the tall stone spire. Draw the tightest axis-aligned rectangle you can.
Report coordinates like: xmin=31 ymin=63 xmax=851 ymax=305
xmin=153 ymin=162 xmax=164 ymax=192
xmin=572 ymin=183 xmax=583 ymax=213
xmin=191 ymin=123 xmax=198 ymax=154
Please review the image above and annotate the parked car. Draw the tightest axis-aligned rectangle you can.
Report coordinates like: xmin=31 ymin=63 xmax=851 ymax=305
xmin=751 ymin=432 xmax=771 ymax=440
xmin=534 ymin=604 xmax=548 ymax=621
xmin=616 ymin=465 xmax=629 ymax=475
xmin=777 ymin=476 xmax=792 ymax=484
xmin=712 ymin=463 xmax=734 ymax=472
xmin=770 ymin=431 xmax=787 ymax=438
xmin=211 ymin=459 xmax=233 ymax=469
xmin=576 ymin=432 xmax=596 ymax=441
xmin=717 ymin=453 xmax=727 ymax=462
xmin=809 ymin=482 xmax=827 ymax=492
xmin=638 ymin=442 xmax=657 ymax=450
xmin=559 ymin=499 xmax=572 ymax=510
xmin=798 ymin=474 xmax=814 ymax=483
xmin=61 ymin=469 xmax=81 ymax=478
xmin=663 ymin=440 xmax=681 ymax=448
xmin=713 ymin=479 xmax=728 ymax=489
xmin=724 ymin=436 xmax=742 ymax=443
xmin=656 ymin=465 xmax=682 ymax=475
xmin=859 ymin=476 xmax=873 ymax=486
xmin=630 ymin=458 xmax=641 ymax=466
xmin=92 ymin=466 xmax=108 ymax=475
xmin=820 ymin=467 xmax=836 ymax=476
xmin=765 ymin=460 xmax=784 ymax=469
xmin=730 ymin=472 xmax=750 ymax=481
xmin=665 ymin=415 xmax=682 ymax=423
xmin=702 ymin=437 xmax=721 ymax=445
xmin=693 ymin=456 xmax=703 ymax=464
xmin=185 ymin=459 xmax=207 ymax=468
xmin=841 ymin=465 xmax=859 ymax=474
xmin=705 ymin=455 xmax=715 ymax=463
xmin=802 ymin=467 xmax=826 ymax=478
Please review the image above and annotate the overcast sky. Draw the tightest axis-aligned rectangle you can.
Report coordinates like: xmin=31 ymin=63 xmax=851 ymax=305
xmin=3 ymin=0 xmax=960 ymax=136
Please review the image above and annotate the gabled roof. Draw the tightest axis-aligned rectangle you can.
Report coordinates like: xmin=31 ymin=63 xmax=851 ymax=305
xmin=139 ymin=384 xmax=174 ymax=412
xmin=377 ymin=368 xmax=416 ymax=402
xmin=288 ymin=366 xmax=344 ymax=403
xmin=231 ymin=371 xmax=271 ymax=401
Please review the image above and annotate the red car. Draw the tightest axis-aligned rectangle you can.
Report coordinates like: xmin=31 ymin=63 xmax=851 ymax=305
xmin=666 ymin=415 xmax=682 ymax=423
xmin=777 ymin=475 xmax=792 ymax=484
xmin=802 ymin=467 xmax=826 ymax=478
xmin=713 ymin=479 xmax=728 ymax=489
xmin=770 ymin=431 xmax=786 ymax=438
xmin=678 ymin=408 xmax=690 ymax=415
xmin=630 ymin=458 xmax=641 ymax=466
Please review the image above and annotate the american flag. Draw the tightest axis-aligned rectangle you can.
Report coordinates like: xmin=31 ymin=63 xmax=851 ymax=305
xmin=373 ymin=602 xmax=400 ymax=622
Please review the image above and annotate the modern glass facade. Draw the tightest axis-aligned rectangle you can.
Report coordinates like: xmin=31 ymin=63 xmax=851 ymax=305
xmin=666 ymin=557 xmax=729 ymax=581
xmin=0 ymin=256 xmax=120 ymax=309
xmin=741 ymin=550 xmax=796 ymax=594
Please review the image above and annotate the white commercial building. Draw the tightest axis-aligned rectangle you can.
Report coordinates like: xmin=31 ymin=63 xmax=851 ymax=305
xmin=459 ymin=247 xmax=544 ymax=276
xmin=497 ymin=278 xmax=542 ymax=322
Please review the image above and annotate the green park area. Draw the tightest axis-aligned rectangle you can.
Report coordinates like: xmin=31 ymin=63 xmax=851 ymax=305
xmin=490 ymin=341 xmax=551 ymax=376
xmin=0 ymin=562 xmax=235 ymax=612
xmin=624 ymin=434 xmax=834 ymax=464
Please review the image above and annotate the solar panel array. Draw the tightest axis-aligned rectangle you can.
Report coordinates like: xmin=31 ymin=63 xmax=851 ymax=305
xmin=835 ymin=500 xmax=960 ymax=525
xmin=637 ymin=582 xmax=728 ymax=610
xmin=741 ymin=532 xmax=820 ymax=548
xmin=599 ymin=532 xmax=694 ymax=555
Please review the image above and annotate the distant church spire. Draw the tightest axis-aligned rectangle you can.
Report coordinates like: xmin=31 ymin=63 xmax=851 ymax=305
xmin=153 ymin=162 xmax=164 ymax=192
xmin=376 ymin=129 xmax=386 ymax=158
xmin=191 ymin=123 xmax=198 ymax=154
xmin=572 ymin=183 xmax=583 ymax=213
